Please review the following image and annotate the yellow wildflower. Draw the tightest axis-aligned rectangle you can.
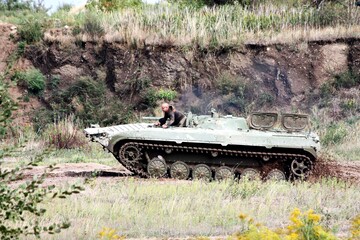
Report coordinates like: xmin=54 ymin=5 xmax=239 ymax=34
xmin=291 ymin=208 xmax=301 ymax=218
xmin=351 ymin=215 xmax=360 ymax=239
xmin=239 ymin=213 xmax=247 ymax=220
xmin=285 ymin=232 xmax=299 ymax=240
xmin=97 ymin=227 xmax=124 ymax=240
xmin=308 ymin=213 xmax=321 ymax=223
xmin=290 ymin=216 xmax=303 ymax=227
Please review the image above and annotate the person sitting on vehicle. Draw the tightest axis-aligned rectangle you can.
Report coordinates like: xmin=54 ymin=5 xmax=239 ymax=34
xmin=155 ymin=103 xmax=186 ymax=128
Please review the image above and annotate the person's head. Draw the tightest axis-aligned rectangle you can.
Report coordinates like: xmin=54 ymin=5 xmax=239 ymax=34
xmin=161 ymin=103 xmax=170 ymax=112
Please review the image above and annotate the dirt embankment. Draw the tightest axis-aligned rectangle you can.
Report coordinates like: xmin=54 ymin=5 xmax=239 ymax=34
xmin=24 ymin=32 xmax=360 ymax=116
xmin=1 ymin=22 xmax=359 ymax=120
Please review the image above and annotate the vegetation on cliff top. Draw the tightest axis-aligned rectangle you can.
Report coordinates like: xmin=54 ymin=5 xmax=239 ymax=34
xmin=1 ymin=0 xmax=360 ymax=47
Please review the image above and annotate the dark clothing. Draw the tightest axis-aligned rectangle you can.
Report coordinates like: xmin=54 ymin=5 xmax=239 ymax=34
xmin=159 ymin=109 xmax=186 ymax=127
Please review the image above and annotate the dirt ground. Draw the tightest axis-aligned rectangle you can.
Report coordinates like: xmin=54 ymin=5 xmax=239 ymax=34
xmin=14 ymin=160 xmax=360 ymax=184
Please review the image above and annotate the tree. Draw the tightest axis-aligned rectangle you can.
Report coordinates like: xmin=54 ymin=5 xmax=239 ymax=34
xmin=0 ymin=0 xmax=49 ymax=12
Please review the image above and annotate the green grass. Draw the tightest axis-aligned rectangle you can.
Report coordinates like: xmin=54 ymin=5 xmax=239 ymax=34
xmin=3 ymin=2 xmax=359 ymax=47
xmin=66 ymin=3 xmax=360 ymax=47
xmin=316 ymin=119 xmax=360 ymax=161
xmin=30 ymin=178 xmax=360 ymax=239
xmin=1 ymin=142 xmax=117 ymax=168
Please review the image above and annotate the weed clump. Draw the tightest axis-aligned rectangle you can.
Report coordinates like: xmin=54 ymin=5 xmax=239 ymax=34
xmin=13 ymin=68 xmax=45 ymax=96
xmin=144 ymin=88 xmax=177 ymax=108
xmin=18 ymin=15 xmax=45 ymax=44
xmin=43 ymin=115 xmax=87 ymax=149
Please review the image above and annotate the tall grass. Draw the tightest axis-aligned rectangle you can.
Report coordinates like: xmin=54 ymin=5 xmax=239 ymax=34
xmin=42 ymin=115 xmax=87 ymax=150
xmin=33 ymin=178 xmax=359 ymax=239
xmin=44 ymin=2 xmax=360 ymax=47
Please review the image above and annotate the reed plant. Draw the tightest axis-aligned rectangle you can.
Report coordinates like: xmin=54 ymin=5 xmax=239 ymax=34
xmin=44 ymin=1 xmax=360 ymax=47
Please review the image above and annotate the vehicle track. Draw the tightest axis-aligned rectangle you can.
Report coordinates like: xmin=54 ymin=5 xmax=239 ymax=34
xmin=15 ymin=161 xmax=360 ymax=183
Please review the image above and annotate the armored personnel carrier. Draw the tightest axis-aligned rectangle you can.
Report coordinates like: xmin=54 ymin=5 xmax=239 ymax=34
xmin=84 ymin=111 xmax=320 ymax=181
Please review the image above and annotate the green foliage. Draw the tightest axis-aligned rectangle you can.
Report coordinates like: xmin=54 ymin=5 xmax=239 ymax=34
xmin=85 ymin=0 xmax=143 ymax=12
xmin=56 ymin=3 xmax=73 ymax=12
xmin=17 ymin=41 xmax=26 ymax=55
xmin=81 ymin=12 xmax=105 ymax=38
xmin=319 ymin=82 xmax=334 ymax=100
xmin=123 ymin=76 xmax=151 ymax=99
xmin=0 ymin=82 xmax=84 ymax=239
xmin=32 ymin=107 xmax=54 ymax=133
xmin=32 ymin=76 xmax=135 ymax=130
xmin=235 ymin=208 xmax=337 ymax=240
xmin=257 ymin=92 xmax=274 ymax=106
xmin=315 ymin=1 xmax=349 ymax=27
xmin=319 ymin=70 xmax=359 ymax=107
xmin=144 ymin=88 xmax=158 ymax=108
xmin=13 ymin=68 xmax=45 ymax=95
xmin=321 ymin=123 xmax=347 ymax=146
xmin=169 ymin=0 xmax=250 ymax=8
xmin=0 ymin=79 xmax=17 ymax=138
xmin=225 ymin=179 xmax=259 ymax=199
xmin=48 ymin=75 xmax=61 ymax=90
xmin=18 ymin=15 xmax=45 ymax=44
xmin=143 ymin=88 xmax=177 ymax=108
xmin=0 ymin=0 xmax=31 ymax=11
xmin=333 ymin=71 xmax=360 ymax=89
xmin=156 ymin=88 xmax=177 ymax=101
xmin=216 ymin=72 xmax=254 ymax=112
xmin=0 ymin=151 xmax=84 ymax=239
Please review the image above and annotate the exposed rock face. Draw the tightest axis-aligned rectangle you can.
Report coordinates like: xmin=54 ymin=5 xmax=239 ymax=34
xmin=1 ymin=23 xmax=359 ymax=120
xmin=26 ymin=39 xmax=359 ymax=114
xmin=314 ymin=43 xmax=349 ymax=86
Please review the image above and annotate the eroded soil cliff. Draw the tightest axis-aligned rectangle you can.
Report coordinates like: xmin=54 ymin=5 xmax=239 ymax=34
xmin=1 ymin=23 xmax=359 ymax=125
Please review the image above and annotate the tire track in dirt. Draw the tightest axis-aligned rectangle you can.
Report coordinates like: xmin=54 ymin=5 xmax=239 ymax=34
xmin=14 ymin=160 xmax=360 ymax=184
xmin=311 ymin=159 xmax=360 ymax=183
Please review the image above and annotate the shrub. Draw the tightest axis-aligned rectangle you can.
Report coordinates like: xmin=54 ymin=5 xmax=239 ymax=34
xmin=257 ymin=92 xmax=274 ymax=106
xmin=123 ymin=77 xmax=151 ymax=98
xmin=43 ymin=115 xmax=87 ymax=149
xmin=156 ymin=88 xmax=177 ymax=101
xmin=56 ymin=3 xmax=73 ymax=12
xmin=216 ymin=72 xmax=251 ymax=98
xmin=0 ymin=151 xmax=84 ymax=239
xmin=82 ymin=12 xmax=105 ymax=38
xmin=143 ymin=88 xmax=177 ymax=108
xmin=18 ymin=16 xmax=44 ymax=44
xmin=333 ymin=71 xmax=359 ymax=89
xmin=321 ymin=123 xmax=347 ymax=146
xmin=48 ymin=74 xmax=61 ymax=90
xmin=144 ymin=88 xmax=158 ymax=108
xmin=13 ymin=68 xmax=46 ymax=95
xmin=0 ymin=79 xmax=17 ymax=138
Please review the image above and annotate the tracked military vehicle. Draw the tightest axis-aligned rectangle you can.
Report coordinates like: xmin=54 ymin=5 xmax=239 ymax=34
xmin=84 ymin=111 xmax=320 ymax=181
